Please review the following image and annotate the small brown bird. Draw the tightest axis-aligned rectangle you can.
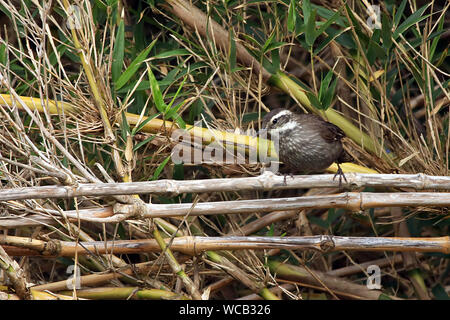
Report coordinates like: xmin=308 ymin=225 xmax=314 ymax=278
xmin=261 ymin=108 xmax=352 ymax=184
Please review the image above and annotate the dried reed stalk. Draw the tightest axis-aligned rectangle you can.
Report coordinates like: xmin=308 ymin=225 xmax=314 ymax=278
xmin=0 ymin=245 xmax=31 ymax=299
xmin=31 ymin=256 xmax=191 ymax=292
xmin=2 ymin=235 xmax=449 ymax=256
xmin=116 ymin=192 xmax=450 ymax=219
xmin=1 ymin=173 xmax=449 ymax=201
xmin=2 ymin=191 xmax=448 ymax=226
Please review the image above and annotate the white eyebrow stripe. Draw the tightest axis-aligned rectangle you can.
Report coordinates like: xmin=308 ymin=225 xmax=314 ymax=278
xmin=270 ymin=110 xmax=291 ymax=122
xmin=271 ymin=120 xmax=299 ymax=132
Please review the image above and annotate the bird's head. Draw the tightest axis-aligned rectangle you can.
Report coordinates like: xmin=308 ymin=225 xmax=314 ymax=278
xmin=260 ymin=108 xmax=295 ymax=137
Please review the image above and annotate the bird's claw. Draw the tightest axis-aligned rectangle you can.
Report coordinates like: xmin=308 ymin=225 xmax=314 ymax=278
xmin=333 ymin=164 xmax=347 ymax=188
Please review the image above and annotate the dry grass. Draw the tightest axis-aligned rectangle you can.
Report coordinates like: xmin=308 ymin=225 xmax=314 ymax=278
xmin=0 ymin=0 xmax=448 ymax=300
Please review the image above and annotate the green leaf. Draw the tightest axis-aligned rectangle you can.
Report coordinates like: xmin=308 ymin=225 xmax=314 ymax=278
xmin=188 ymin=100 xmax=203 ymax=124
xmin=378 ymin=293 xmax=392 ymax=300
xmin=112 ymin=20 xmax=124 ymax=84
xmin=262 ymin=30 xmax=277 ymax=54
xmin=393 ymin=3 xmax=431 ymax=39
xmin=318 ymin=69 xmax=338 ymax=110
xmin=319 ymin=69 xmax=333 ymax=99
xmin=306 ymin=91 xmax=323 ymax=110
xmin=264 ymin=41 xmax=285 ymax=53
xmin=152 ymin=156 xmax=171 ymax=180
xmin=315 ymin=9 xmax=341 ymax=38
xmin=266 ymin=223 xmax=275 ymax=237
xmin=229 ymin=29 xmax=237 ymax=71
xmin=271 ymin=48 xmax=280 ymax=72
xmin=114 ymin=38 xmax=157 ymax=90
xmin=434 ymin=47 xmax=448 ymax=68
xmin=344 ymin=4 xmax=369 ymax=46
xmin=171 ymin=112 xmax=186 ymax=129
xmin=318 ymin=69 xmax=333 ymax=101
xmin=48 ymin=44 xmax=68 ymax=67
xmin=367 ymin=30 xmax=386 ymax=64
xmin=394 ymin=0 xmax=407 ymax=27
xmin=429 ymin=13 xmax=445 ymax=62
xmin=167 ymin=74 xmax=188 ymax=111
xmin=173 ymin=163 xmax=185 ymax=180
xmin=381 ymin=13 xmax=393 ymax=51
xmin=131 ymin=112 xmax=161 ymax=136
xmin=0 ymin=42 xmax=7 ymax=65
xmin=302 ymin=0 xmax=312 ymax=23
xmin=308 ymin=215 xmax=329 ymax=229
xmin=133 ymin=135 xmax=156 ymax=152
xmin=312 ymin=4 xmax=346 ymax=27
xmin=147 ymin=64 xmax=167 ymax=113
xmin=166 ymin=101 xmax=186 ymax=127
xmin=323 ymin=76 xmax=338 ymax=110
xmin=314 ymin=27 xmax=349 ymax=55
xmin=305 ymin=9 xmax=317 ymax=47
xmin=153 ymin=49 xmax=190 ymax=59
xmin=241 ymin=112 xmax=260 ymax=123
xmin=121 ymin=111 xmax=130 ymax=141
xmin=302 ymin=0 xmax=317 ymax=47
xmin=432 ymin=284 xmax=450 ymax=300
xmin=287 ymin=0 xmax=296 ymax=32
xmin=386 ymin=71 xmax=397 ymax=96
xmin=409 ymin=60 xmax=425 ymax=89
xmin=117 ymin=62 xmax=207 ymax=93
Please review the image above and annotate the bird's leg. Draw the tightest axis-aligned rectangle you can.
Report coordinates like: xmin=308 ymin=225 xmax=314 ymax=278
xmin=333 ymin=163 xmax=347 ymax=188
xmin=283 ymin=173 xmax=294 ymax=185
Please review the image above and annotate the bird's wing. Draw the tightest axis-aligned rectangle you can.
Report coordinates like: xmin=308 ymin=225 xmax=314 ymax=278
xmin=299 ymin=114 xmax=346 ymax=142
xmin=321 ymin=121 xmax=346 ymax=142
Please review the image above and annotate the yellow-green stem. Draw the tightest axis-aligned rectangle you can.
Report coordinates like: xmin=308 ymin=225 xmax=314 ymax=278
xmin=153 ymin=226 xmax=202 ymax=300
xmin=259 ymin=287 xmax=281 ymax=300
xmin=58 ymin=287 xmax=187 ymax=300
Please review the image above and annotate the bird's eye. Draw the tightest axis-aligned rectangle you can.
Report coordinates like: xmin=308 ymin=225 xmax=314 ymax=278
xmin=272 ymin=118 xmax=278 ymax=124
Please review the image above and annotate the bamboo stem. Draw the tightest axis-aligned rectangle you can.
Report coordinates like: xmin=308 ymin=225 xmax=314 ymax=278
xmin=115 ymin=192 xmax=450 ymax=218
xmin=57 ymin=287 xmax=187 ymax=300
xmin=0 ymin=245 xmax=31 ymax=299
xmin=153 ymin=227 xmax=202 ymax=300
xmin=1 ymin=93 xmax=376 ymax=175
xmin=3 ymin=191 xmax=449 ymax=226
xmin=2 ymin=235 xmax=449 ymax=256
xmin=3 ymin=172 xmax=450 ymax=202
xmin=30 ymin=257 xmax=191 ymax=292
